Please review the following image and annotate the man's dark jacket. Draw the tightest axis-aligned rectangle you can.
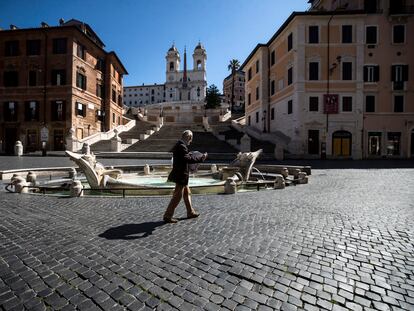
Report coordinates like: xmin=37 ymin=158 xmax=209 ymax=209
xmin=168 ymin=140 xmax=204 ymax=185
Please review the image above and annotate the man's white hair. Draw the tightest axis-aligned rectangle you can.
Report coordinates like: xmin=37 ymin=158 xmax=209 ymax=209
xmin=182 ymin=130 xmax=193 ymax=140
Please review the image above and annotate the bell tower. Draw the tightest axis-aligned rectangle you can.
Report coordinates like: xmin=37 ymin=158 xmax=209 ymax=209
xmin=193 ymin=42 xmax=206 ymax=71
xmin=166 ymin=44 xmax=180 ymax=73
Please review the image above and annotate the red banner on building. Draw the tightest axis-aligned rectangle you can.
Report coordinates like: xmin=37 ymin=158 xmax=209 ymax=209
xmin=324 ymin=94 xmax=339 ymax=114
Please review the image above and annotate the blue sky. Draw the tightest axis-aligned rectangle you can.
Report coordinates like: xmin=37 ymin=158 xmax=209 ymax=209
xmin=1 ymin=0 xmax=307 ymax=91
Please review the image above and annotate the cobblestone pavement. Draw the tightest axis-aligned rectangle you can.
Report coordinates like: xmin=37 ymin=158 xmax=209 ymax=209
xmin=1 ymin=168 xmax=413 ymax=310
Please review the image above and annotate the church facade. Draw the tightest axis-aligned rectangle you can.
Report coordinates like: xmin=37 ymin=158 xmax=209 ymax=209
xmin=124 ymin=43 xmax=207 ymax=107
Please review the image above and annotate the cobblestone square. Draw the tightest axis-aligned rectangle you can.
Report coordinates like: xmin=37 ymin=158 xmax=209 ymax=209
xmin=0 ymin=158 xmax=413 ymax=310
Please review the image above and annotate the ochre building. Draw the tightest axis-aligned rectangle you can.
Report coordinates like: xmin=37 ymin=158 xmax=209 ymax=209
xmin=241 ymin=0 xmax=413 ymax=159
xmin=0 ymin=19 xmax=127 ymax=154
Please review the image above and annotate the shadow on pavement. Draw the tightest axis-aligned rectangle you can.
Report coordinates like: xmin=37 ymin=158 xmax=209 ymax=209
xmin=99 ymin=221 xmax=165 ymax=240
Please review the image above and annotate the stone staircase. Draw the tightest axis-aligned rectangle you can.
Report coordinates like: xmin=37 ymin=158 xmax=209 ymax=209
xmin=124 ymin=124 xmax=239 ymax=154
xmin=90 ymin=119 xmax=156 ymax=152
xmin=210 ymin=121 xmax=276 ymax=154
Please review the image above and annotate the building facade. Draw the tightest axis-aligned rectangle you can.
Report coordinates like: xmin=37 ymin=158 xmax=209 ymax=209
xmin=241 ymin=0 xmax=414 ymax=159
xmin=0 ymin=19 xmax=127 ymax=154
xmin=124 ymin=84 xmax=165 ymax=107
xmin=123 ymin=43 xmax=207 ymax=107
xmin=223 ymin=70 xmax=245 ymax=111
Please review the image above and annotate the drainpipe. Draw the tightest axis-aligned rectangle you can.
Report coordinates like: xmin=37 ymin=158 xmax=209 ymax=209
xmin=325 ymin=14 xmax=334 ymax=158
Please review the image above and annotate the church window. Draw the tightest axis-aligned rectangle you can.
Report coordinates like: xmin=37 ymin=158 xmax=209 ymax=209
xmin=170 ymin=62 xmax=174 ymax=70
xmin=197 ymin=60 xmax=202 ymax=70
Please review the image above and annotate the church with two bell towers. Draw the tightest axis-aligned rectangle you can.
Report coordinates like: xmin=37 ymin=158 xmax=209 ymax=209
xmin=165 ymin=43 xmax=207 ymax=102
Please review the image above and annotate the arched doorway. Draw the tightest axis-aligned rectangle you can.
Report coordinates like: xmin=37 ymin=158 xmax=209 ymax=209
xmin=332 ymin=130 xmax=352 ymax=157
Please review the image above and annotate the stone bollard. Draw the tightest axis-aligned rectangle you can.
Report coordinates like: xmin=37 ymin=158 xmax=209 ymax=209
xmin=298 ymin=172 xmax=308 ymax=184
xmin=14 ymin=141 xmax=23 ymax=156
xmin=210 ymin=164 xmax=218 ymax=173
xmin=26 ymin=171 xmax=37 ymax=185
xmin=144 ymin=164 xmax=151 ymax=175
xmin=281 ymin=168 xmax=289 ymax=179
xmin=111 ymin=130 xmax=122 ymax=152
xmin=70 ymin=180 xmax=83 ymax=197
xmin=12 ymin=176 xmax=28 ymax=193
xmin=224 ymin=178 xmax=237 ymax=194
xmin=273 ymin=174 xmax=285 ymax=189
xmin=68 ymin=168 xmax=77 ymax=179
xmin=292 ymin=169 xmax=301 ymax=179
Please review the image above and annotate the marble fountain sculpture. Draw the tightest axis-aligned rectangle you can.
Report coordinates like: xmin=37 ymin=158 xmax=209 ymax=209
xmin=8 ymin=148 xmax=309 ymax=196
xmin=64 ymin=148 xmax=268 ymax=196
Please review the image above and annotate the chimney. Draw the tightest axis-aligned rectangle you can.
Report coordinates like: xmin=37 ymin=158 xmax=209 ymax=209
xmin=10 ymin=24 xmax=18 ymax=30
xmin=59 ymin=18 xmax=65 ymax=26
xmin=41 ymin=22 xmax=49 ymax=28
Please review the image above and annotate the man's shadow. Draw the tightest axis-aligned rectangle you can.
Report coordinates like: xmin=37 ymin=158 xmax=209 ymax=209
xmin=98 ymin=221 xmax=165 ymax=240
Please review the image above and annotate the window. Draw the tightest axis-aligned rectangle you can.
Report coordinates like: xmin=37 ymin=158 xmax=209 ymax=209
xmin=248 ymin=93 xmax=251 ymax=106
xmin=288 ymin=67 xmax=293 ymax=85
xmin=169 ymin=62 xmax=174 ymax=71
xmin=364 ymin=0 xmax=378 ymax=13
xmin=309 ymin=26 xmax=319 ymax=43
xmin=342 ymin=25 xmax=353 ymax=43
xmin=365 ymin=95 xmax=375 ymax=112
xmin=255 ymin=111 xmax=259 ymax=123
xmin=4 ymin=102 xmax=18 ymax=121
xmin=271 ymin=51 xmax=275 ymax=66
xmin=309 ymin=97 xmax=318 ymax=112
xmin=96 ymin=83 xmax=104 ymax=98
xmin=112 ymin=89 xmax=116 ymax=102
xmin=96 ymin=58 xmax=105 ymax=71
xmin=5 ymin=41 xmax=19 ymax=56
xmin=248 ymin=115 xmax=251 ymax=126
xmin=256 ymin=60 xmax=259 ymax=73
xmin=393 ymin=25 xmax=405 ymax=43
xmin=342 ymin=62 xmax=353 ymax=80
xmin=52 ymin=70 xmax=66 ymax=86
xmin=256 ymin=87 xmax=259 ymax=100
xmin=287 ymin=33 xmax=293 ymax=51
xmin=53 ymin=38 xmax=67 ymax=54
xmin=77 ymin=43 xmax=85 ymax=59
xmin=270 ymin=108 xmax=274 ymax=120
xmin=309 ymin=62 xmax=319 ymax=80
xmin=26 ymin=40 xmax=41 ymax=55
xmin=25 ymin=101 xmax=39 ymax=121
xmin=270 ymin=80 xmax=275 ymax=95
xmin=342 ymin=96 xmax=352 ymax=112
xmin=387 ymin=132 xmax=401 ymax=155
xmin=76 ymin=72 xmax=86 ymax=90
xmin=366 ymin=26 xmax=377 ymax=44
xmin=75 ymin=102 xmax=86 ymax=117
xmin=392 ymin=65 xmax=408 ymax=90
xmin=394 ymin=95 xmax=404 ymax=112
xmin=248 ymin=68 xmax=252 ymax=80
xmin=51 ymin=101 xmax=65 ymax=121
xmin=112 ymin=113 xmax=115 ymax=123
xmin=4 ymin=71 xmax=19 ymax=87
xmin=288 ymin=100 xmax=292 ymax=114
xmin=28 ymin=71 xmax=37 ymax=86
xmin=364 ymin=65 xmax=379 ymax=82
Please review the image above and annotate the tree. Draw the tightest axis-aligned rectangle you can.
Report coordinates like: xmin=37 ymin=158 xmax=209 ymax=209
xmin=227 ymin=59 xmax=240 ymax=112
xmin=205 ymin=84 xmax=221 ymax=109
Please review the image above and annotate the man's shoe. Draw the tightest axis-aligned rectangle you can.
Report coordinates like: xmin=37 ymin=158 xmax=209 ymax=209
xmin=163 ymin=217 xmax=178 ymax=224
xmin=187 ymin=212 xmax=200 ymax=219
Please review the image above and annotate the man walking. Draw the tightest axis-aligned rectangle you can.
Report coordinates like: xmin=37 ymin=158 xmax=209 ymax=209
xmin=163 ymin=130 xmax=207 ymax=223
